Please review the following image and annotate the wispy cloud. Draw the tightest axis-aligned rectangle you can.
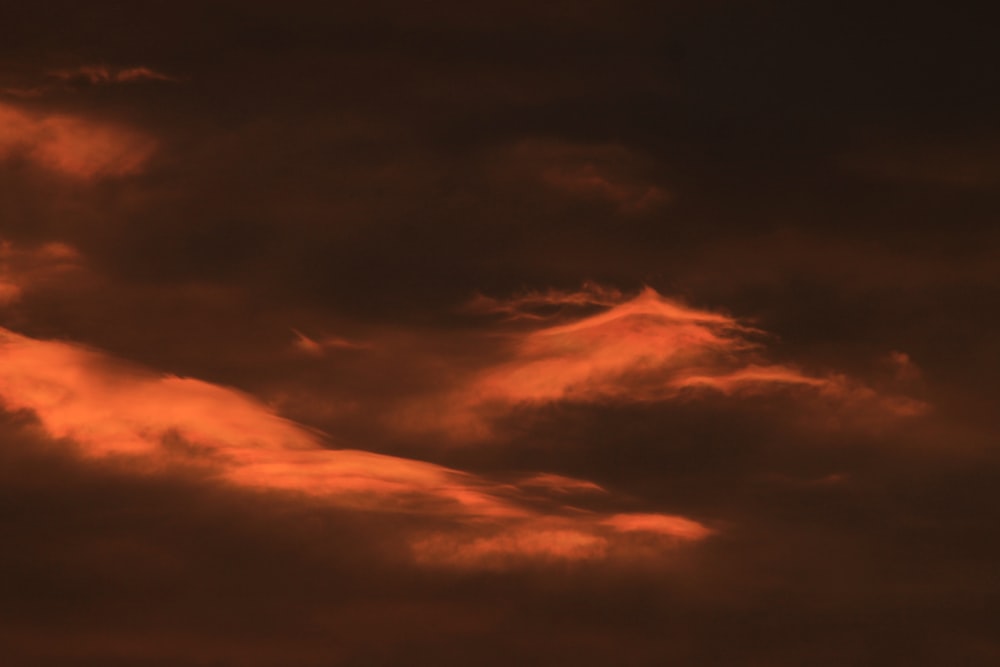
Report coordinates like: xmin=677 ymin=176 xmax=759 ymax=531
xmin=0 ymin=326 xmax=711 ymax=569
xmin=493 ymin=139 xmax=670 ymax=214
xmin=0 ymin=239 xmax=83 ymax=306
xmin=0 ymin=102 xmax=156 ymax=178
xmin=400 ymin=285 xmax=927 ymax=438
xmin=292 ymin=329 xmax=374 ymax=355
xmin=48 ymin=65 xmax=178 ymax=85
xmin=466 ymin=281 xmax=625 ymax=320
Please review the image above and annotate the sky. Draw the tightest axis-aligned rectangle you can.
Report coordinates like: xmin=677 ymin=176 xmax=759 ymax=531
xmin=1 ymin=2 xmax=999 ymax=665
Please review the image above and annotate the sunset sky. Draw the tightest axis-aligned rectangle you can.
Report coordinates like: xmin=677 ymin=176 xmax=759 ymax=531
xmin=2 ymin=3 xmax=999 ymax=665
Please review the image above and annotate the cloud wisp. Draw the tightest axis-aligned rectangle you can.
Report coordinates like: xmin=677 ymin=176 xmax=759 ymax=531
xmin=0 ymin=240 xmax=83 ymax=307
xmin=402 ymin=285 xmax=926 ymax=439
xmin=0 ymin=101 xmax=156 ymax=179
xmin=48 ymin=65 xmax=178 ymax=86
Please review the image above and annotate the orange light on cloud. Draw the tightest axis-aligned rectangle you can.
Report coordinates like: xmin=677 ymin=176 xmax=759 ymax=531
xmin=0 ymin=240 xmax=83 ymax=306
xmin=412 ymin=527 xmax=610 ymax=568
xmin=517 ymin=472 xmax=607 ymax=495
xmin=0 ymin=101 xmax=156 ymax=178
xmin=466 ymin=281 xmax=626 ymax=320
xmin=411 ymin=510 xmax=715 ymax=570
xmin=401 ymin=285 xmax=927 ymax=438
xmin=466 ymin=286 xmax=763 ymax=407
xmin=603 ymin=513 xmax=715 ymax=540
xmin=292 ymin=329 xmax=374 ymax=356
xmin=0 ymin=325 xmax=711 ymax=569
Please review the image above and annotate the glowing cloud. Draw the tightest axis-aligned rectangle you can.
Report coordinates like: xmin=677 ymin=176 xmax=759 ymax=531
xmin=466 ymin=281 xmax=626 ymax=320
xmin=0 ymin=101 xmax=156 ymax=178
xmin=466 ymin=286 xmax=769 ymax=405
xmin=0 ymin=326 xmax=710 ymax=569
xmin=412 ymin=510 xmax=714 ymax=570
xmin=412 ymin=527 xmax=610 ymax=568
xmin=603 ymin=513 xmax=714 ymax=540
xmin=517 ymin=473 xmax=607 ymax=495
xmin=292 ymin=329 xmax=374 ymax=355
xmin=402 ymin=285 xmax=927 ymax=438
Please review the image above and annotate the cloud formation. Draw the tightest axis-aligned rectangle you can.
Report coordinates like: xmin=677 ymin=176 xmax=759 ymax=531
xmin=404 ymin=285 xmax=925 ymax=438
xmin=0 ymin=101 xmax=155 ymax=178
xmin=0 ymin=325 xmax=711 ymax=569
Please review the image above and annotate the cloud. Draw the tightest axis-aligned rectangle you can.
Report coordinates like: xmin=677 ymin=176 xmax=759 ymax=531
xmin=603 ymin=513 xmax=713 ymax=539
xmin=466 ymin=281 xmax=626 ymax=320
xmin=412 ymin=511 xmax=714 ymax=570
xmin=0 ymin=3 xmax=997 ymax=663
xmin=48 ymin=65 xmax=178 ymax=85
xmin=491 ymin=139 xmax=670 ymax=214
xmin=412 ymin=526 xmax=610 ymax=568
xmin=0 ymin=239 xmax=83 ymax=306
xmin=291 ymin=328 xmax=374 ymax=355
xmin=0 ymin=101 xmax=156 ymax=178
xmin=401 ymin=285 xmax=926 ymax=439
xmin=517 ymin=473 xmax=607 ymax=495
xmin=0 ymin=325 xmax=711 ymax=569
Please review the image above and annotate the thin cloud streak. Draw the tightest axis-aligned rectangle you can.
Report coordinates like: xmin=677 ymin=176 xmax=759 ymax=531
xmin=291 ymin=328 xmax=374 ymax=355
xmin=48 ymin=65 xmax=178 ymax=85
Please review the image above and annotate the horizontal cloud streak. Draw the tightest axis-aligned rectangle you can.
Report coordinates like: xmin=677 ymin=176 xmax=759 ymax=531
xmin=48 ymin=65 xmax=178 ymax=85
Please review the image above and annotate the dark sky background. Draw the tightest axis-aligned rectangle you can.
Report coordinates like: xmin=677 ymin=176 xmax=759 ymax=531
xmin=1 ymin=2 xmax=999 ymax=665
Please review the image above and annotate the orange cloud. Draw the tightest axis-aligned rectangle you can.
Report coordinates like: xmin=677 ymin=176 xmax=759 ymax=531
xmin=411 ymin=510 xmax=715 ymax=570
xmin=412 ymin=526 xmax=610 ymax=568
xmin=466 ymin=281 xmax=625 ymax=321
xmin=292 ymin=329 xmax=374 ymax=355
xmin=603 ymin=513 xmax=714 ymax=540
xmin=469 ymin=286 xmax=761 ymax=405
xmin=517 ymin=473 xmax=607 ymax=495
xmin=400 ymin=285 xmax=927 ymax=438
xmin=0 ymin=325 xmax=710 ymax=569
xmin=0 ymin=102 xmax=155 ymax=178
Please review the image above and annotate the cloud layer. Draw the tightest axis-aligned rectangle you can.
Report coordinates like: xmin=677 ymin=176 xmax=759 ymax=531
xmin=1 ymin=2 xmax=998 ymax=664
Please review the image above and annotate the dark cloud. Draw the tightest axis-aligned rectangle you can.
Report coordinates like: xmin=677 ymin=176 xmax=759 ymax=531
xmin=1 ymin=1 xmax=999 ymax=664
